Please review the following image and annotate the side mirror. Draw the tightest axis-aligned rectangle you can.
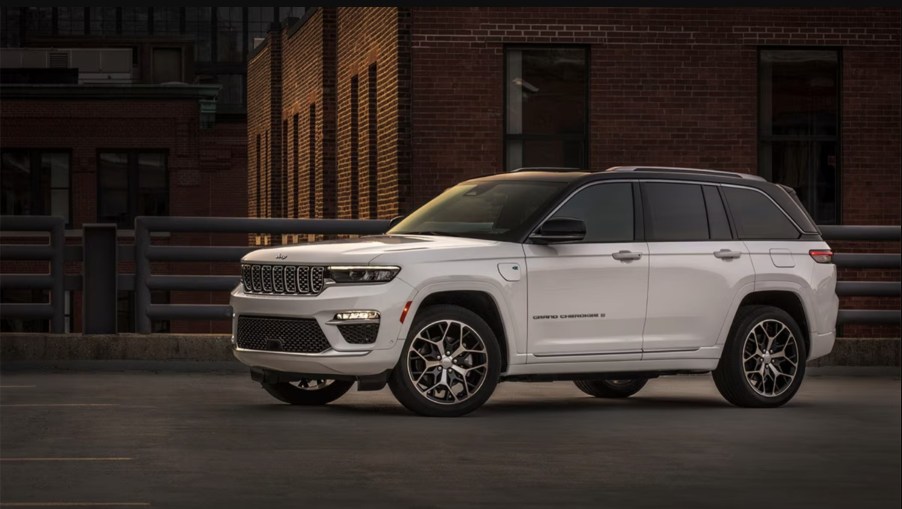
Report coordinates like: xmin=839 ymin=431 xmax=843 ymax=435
xmin=388 ymin=215 xmax=405 ymax=229
xmin=529 ymin=217 xmax=586 ymax=244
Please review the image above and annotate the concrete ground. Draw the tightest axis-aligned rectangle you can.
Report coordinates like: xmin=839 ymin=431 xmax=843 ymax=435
xmin=0 ymin=371 xmax=899 ymax=509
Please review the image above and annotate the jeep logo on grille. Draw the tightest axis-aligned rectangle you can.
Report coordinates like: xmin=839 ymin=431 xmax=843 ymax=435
xmin=275 ymin=253 xmax=287 ymax=260
xmin=264 ymin=338 xmax=284 ymax=351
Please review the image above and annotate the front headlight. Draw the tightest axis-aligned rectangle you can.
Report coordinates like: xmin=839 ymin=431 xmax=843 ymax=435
xmin=325 ymin=265 xmax=400 ymax=284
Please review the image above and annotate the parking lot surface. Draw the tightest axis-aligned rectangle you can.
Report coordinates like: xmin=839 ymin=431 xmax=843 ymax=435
xmin=0 ymin=370 xmax=899 ymax=508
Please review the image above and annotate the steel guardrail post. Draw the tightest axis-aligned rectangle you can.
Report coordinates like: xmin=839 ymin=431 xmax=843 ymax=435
xmin=49 ymin=217 xmax=65 ymax=333
xmin=135 ymin=217 xmax=152 ymax=334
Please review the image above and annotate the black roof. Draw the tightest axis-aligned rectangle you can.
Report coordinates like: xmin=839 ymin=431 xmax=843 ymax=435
xmin=465 ymin=166 xmax=818 ymax=234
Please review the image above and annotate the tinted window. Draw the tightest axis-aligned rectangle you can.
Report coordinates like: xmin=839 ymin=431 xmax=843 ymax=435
xmin=703 ymin=186 xmax=732 ymax=240
xmin=551 ymin=183 xmax=633 ymax=242
xmin=389 ymin=181 xmax=566 ymax=242
xmin=723 ymin=187 xmax=800 ymax=240
xmin=644 ymin=183 xmax=709 ymax=241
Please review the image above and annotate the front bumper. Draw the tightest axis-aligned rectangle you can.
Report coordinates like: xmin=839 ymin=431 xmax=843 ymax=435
xmin=230 ymin=278 xmax=416 ymax=377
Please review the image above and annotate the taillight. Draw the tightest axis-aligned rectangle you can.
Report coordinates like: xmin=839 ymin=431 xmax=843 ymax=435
xmin=809 ymin=249 xmax=833 ymax=264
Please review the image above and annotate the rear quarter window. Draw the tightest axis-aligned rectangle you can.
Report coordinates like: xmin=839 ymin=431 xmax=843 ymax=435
xmin=723 ymin=187 xmax=800 ymax=240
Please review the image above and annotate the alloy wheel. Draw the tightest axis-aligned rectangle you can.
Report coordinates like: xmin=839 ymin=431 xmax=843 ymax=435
xmin=742 ymin=319 xmax=800 ymax=397
xmin=406 ymin=319 xmax=489 ymax=405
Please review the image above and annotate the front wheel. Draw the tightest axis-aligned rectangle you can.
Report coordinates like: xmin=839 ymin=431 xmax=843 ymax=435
xmin=261 ymin=378 xmax=354 ymax=405
xmin=713 ymin=305 xmax=807 ymax=408
xmin=388 ymin=305 xmax=501 ymax=417
xmin=574 ymin=378 xmax=648 ymax=398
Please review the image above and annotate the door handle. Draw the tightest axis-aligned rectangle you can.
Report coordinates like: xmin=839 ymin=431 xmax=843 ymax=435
xmin=714 ymin=249 xmax=742 ymax=260
xmin=612 ymin=250 xmax=642 ymax=261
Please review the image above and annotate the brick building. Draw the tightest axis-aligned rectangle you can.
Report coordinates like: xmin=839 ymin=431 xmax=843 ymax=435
xmin=248 ymin=7 xmax=900 ymax=337
xmin=1 ymin=7 xmax=305 ymax=333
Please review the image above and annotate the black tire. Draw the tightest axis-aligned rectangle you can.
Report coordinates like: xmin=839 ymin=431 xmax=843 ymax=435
xmin=574 ymin=378 xmax=648 ymax=398
xmin=261 ymin=379 xmax=354 ymax=406
xmin=713 ymin=305 xmax=808 ymax=408
xmin=388 ymin=304 xmax=501 ymax=417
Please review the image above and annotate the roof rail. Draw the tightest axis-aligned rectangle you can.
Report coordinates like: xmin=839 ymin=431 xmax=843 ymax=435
xmin=510 ymin=167 xmax=585 ymax=173
xmin=605 ymin=166 xmax=766 ymax=181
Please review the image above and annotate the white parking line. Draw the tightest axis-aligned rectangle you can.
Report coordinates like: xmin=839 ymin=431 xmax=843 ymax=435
xmin=0 ymin=404 xmax=118 ymax=408
xmin=0 ymin=504 xmax=150 ymax=507
xmin=0 ymin=458 xmax=133 ymax=462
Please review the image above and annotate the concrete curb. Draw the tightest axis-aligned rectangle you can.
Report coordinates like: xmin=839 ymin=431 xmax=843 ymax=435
xmin=1 ymin=334 xmax=899 ymax=368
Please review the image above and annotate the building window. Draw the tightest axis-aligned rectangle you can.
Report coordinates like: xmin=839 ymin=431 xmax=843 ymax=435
xmin=1 ymin=150 xmax=71 ymax=226
xmin=97 ymin=151 xmax=168 ymax=229
xmin=759 ymin=49 xmax=840 ymax=225
xmin=292 ymin=114 xmax=300 ymax=218
xmin=152 ymin=7 xmax=181 ymax=35
xmin=216 ymin=7 xmax=243 ymax=63
xmin=185 ymin=8 xmax=212 ymax=62
xmin=121 ymin=7 xmax=149 ymax=35
xmin=247 ymin=8 xmax=275 ymax=53
xmin=505 ymin=46 xmax=588 ymax=171
xmin=25 ymin=7 xmax=53 ymax=36
xmin=89 ymin=7 xmax=119 ymax=35
xmin=1 ymin=8 xmax=23 ymax=47
xmin=57 ymin=7 xmax=86 ymax=35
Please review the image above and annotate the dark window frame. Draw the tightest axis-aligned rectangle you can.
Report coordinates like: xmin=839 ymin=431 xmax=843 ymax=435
xmin=757 ymin=46 xmax=842 ymax=225
xmin=0 ymin=148 xmax=72 ymax=227
xmin=96 ymin=149 xmax=169 ymax=229
xmin=720 ymin=185 xmax=803 ymax=241
xmin=640 ymin=181 xmax=712 ymax=243
xmin=503 ymin=44 xmax=591 ymax=172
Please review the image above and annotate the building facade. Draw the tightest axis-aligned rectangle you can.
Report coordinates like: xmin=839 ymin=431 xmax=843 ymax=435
xmin=1 ymin=7 xmax=305 ymax=333
xmin=248 ymin=7 xmax=900 ymax=337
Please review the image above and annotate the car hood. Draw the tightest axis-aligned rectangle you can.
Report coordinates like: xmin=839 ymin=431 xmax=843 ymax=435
xmin=241 ymin=235 xmax=508 ymax=265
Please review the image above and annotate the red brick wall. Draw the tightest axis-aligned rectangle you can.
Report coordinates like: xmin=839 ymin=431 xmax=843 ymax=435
xmin=335 ymin=7 xmax=408 ymax=219
xmin=1 ymin=98 xmax=248 ymax=333
xmin=409 ymin=7 xmax=900 ymax=210
xmin=278 ymin=8 xmax=338 ymax=220
xmin=247 ymin=43 xmax=272 ymax=223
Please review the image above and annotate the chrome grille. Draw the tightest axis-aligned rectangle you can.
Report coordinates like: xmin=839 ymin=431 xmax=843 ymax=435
xmin=240 ymin=263 xmax=326 ymax=295
xmin=235 ymin=316 xmax=330 ymax=353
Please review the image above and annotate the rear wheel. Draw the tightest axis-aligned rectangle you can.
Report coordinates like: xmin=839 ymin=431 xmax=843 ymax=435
xmin=261 ymin=378 xmax=354 ymax=406
xmin=574 ymin=378 xmax=648 ymax=398
xmin=713 ymin=305 xmax=807 ymax=408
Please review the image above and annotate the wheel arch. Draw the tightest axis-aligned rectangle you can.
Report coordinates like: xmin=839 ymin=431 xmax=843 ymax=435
xmin=411 ymin=289 xmax=511 ymax=373
xmin=736 ymin=290 xmax=811 ymax=354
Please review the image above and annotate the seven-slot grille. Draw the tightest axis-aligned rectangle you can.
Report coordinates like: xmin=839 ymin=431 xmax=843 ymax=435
xmin=235 ymin=316 xmax=331 ymax=353
xmin=241 ymin=263 xmax=324 ymax=295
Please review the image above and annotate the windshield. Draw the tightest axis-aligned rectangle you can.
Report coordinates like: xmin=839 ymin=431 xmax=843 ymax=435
xmin=389 ymin=180 xmax=566 ymax=241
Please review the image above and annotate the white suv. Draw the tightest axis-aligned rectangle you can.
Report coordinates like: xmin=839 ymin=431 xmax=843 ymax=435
xmin=231 ymin=166 xmax=838 ymax=416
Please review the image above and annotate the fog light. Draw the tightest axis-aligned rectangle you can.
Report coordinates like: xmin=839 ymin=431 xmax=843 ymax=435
xmin=333 ymin=310 xmax=381 ymax=321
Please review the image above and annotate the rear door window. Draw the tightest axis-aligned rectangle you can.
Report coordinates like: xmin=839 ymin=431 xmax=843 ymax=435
xmin=643 ymin=182 xmax=709 ymax=241
xmin=722 ymin=186 xmax=800 ymax=240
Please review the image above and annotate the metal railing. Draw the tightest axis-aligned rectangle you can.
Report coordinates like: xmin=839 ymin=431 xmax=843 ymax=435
xmin=1 ymin=216 xmax=899 ymax=334
xmin=0 ymin=216 xmax=66 ymax=332
xmin=134 ymin=216 xmax=389 ymax=333
xmin=820 ymin=225 xmax=901 ymax=326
